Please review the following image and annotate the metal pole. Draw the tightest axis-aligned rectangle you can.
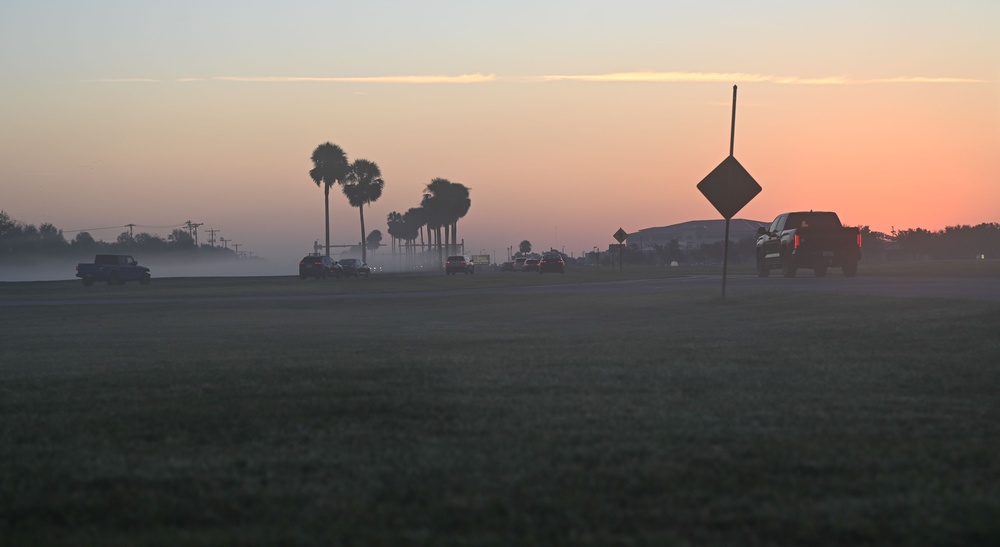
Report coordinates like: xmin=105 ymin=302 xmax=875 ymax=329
xmin=722 ymin=84 xmax=738 ymax=298
xmin=722 ymin=219 xmax=731 ymax=298
xmin=729 ymin=85 xmax=738 ymax=158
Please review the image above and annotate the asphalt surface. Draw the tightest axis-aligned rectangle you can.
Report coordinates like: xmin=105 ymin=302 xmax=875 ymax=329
xmin=653 ymin=274 xmax=1000 ymax=302
xmin=2 ymin=274 xmax=999 ymax=307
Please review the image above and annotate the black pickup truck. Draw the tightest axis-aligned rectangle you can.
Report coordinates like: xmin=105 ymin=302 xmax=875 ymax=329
xmin=76 ymin=254 xmax=151 ymax=286
xmin=755 ymin=211 xmax=861 ymax=278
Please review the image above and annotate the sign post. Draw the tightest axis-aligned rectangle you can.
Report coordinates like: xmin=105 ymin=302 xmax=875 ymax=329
xmin=613 ymin=228 xmax=628 ymax=272
xmin=696 ymin=86 xmax=762 ymax=298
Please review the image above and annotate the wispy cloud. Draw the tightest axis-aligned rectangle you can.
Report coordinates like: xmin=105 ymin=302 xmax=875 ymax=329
xmin=80 ymin=78 xmax=161 ymax=83
xmin=537 ymin=71 xmax=985 ymax=85
xmin=865 ymin=76 xmax=986 ymax=84
xmin=82 ymin=72 xmax=985 ymax=85
xmin=211 ymin=73 xmax=495 ymax=84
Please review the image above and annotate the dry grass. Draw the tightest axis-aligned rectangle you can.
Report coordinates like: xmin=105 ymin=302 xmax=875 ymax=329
xmin=2 ymin=273 xmax=999 ymax=545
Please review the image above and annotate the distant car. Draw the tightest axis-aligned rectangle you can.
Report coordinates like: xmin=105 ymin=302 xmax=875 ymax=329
xmin=513 ymin=257 xmax=528 ymax=271
xmin=522 ymin=258 xmax=540 ymax=272
xmin=76 ymin=254 xmax=150 ymax=286
xmin=445 ymin=255 xmax=475 ymax=275
xmin=299 ymin=255 xmax=342 ymax=280
xmin=538 ymin=253 xmax=565 ymax=274
xmin=500 ymin=261 xmax=515 ymax=271
xmin=338 ymin=258 xmax=371 ymax=278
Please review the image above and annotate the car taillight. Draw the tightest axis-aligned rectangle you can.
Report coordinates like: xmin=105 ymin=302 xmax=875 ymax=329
xmin=793 ymin=234 xmax=801 ymax=249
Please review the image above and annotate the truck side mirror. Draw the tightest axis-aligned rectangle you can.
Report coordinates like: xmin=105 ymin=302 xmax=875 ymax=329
xmin=757 ymin=226 xmax=767 ymax=236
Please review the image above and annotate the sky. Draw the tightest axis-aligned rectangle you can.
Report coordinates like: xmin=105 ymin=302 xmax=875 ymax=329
xmin=2 ymin=0 xmax=997 ymax=266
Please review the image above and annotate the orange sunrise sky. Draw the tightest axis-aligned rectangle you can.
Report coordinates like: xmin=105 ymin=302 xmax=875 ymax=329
xmin=1 ymin=1 xmax=997 ymax=266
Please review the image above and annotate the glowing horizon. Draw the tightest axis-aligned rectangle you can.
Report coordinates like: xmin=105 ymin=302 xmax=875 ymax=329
xmin=2 ymin=1 xmax=997 ymax=265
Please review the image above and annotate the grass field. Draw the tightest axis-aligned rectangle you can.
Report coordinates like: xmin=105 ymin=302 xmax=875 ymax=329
xmin=2 ymin=264 xmax=999 ymax=545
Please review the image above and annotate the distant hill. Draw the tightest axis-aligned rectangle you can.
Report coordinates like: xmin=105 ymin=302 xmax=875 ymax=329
xmin=629 ymin=219 xmax=767 ymax=251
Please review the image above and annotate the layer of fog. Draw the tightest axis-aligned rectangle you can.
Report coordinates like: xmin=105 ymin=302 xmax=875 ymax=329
xmin=0 ymin=253 xmax=436 ymax=282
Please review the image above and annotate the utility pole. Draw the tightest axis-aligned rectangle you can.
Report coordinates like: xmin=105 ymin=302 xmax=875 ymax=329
xmin=126 ymin=223 xmax=135 ymax=237
xmin=219 ymin=237 xmax=229 ymax=250
xmin=232 ymin=243 xmax=240 ymax=257
xmin=207 ymin=229 xmax=219 ymax=247
xmin=185 ymin=221 xmax=204 ymax=246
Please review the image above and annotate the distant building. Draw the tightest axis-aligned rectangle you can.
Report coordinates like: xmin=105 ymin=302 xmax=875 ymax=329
xmin=628 ymin=219 xmax=767 ymax=252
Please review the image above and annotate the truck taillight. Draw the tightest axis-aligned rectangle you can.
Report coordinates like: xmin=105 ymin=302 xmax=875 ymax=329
xmin=793 ymin=234 xmax=800 ymax=249
xmin=857 ymin=234 xmax=862 ymax=248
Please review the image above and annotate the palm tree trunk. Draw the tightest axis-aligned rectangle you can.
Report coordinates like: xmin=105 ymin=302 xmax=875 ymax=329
xmin=437 ymin=226 xmax=444 ymax=266
xmin=324 ymin=185 xmax=331 ymax=257
xmin=359 ymin=205 xmax=367 ymax=263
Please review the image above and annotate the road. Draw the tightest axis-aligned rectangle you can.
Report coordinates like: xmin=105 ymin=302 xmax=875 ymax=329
xmin=2 ymin=274 xmax=998 ymax=307
xmin=653 ymin=274 xmax=1000 ymax=302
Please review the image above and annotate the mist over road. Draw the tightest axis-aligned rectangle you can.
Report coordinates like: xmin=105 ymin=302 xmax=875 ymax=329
xmin=2 ymin=274 xmax=998 ymax=308
xmin=656 ymin=275 xmax=1000 ymax=302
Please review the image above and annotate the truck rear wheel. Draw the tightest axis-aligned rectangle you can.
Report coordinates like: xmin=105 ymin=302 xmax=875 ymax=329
xmin=107 ymin=271 xmax=119 ymax=286
xmin=814 ymin=265 xmax=827 ymax=278
xmin=82 ymin=277 xmax=94 ymax=287
xmin=756 ymin=254 xmax=769 ymax=278
xmin=782 ymin=251 xmax=797 ymax=278
xmin=843 ymin=260 xmax=858 ymax=277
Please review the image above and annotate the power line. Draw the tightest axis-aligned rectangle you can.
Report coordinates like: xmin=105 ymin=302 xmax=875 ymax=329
xmin=61 ymin=225 xmax=132 ymax=234
xmin=62 ymin=222 xmax=187 ymax=234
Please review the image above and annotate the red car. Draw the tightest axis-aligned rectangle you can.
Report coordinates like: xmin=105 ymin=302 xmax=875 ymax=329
xmin=445 ymin=255 xmax=475 ymax=275
xmin=538 ymin=254 xmax=565 ymax=274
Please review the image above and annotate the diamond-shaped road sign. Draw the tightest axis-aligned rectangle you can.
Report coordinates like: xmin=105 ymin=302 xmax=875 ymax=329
xmin=613 ymin=227 xmax=628 ymax=243
xmin=696 ymin=155 xmax=762 ymax=220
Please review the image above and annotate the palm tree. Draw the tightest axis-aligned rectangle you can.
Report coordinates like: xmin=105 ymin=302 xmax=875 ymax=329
xmin=421 ymin=179 xmax=453 ymax=264
xmin=404 ymin=207 xmax=427 ymax=256
xmin=421 ymin=179 xmax=472 ymax=256
xmin=366 ymin=230 xmax=383 ymax=255
xmin=386 ymin=211 xmax=403 ymax=254
xmin=445 ymin=182 xmax=471 ymax=252
xmin=309 ymin=142 xmax=349 ymax=257
xmin=342 ymin=159 xmax=385 ymax=263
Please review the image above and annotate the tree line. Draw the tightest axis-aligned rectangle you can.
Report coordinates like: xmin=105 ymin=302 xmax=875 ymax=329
xmin=889 ymin=224 xmax=1000 ymax=260
xmin=308 ymin=142 xmax=471 ymax=265
xmin=614 ymin=223 xmax=1000 ymax=266
xmin=5 ymin=207 xmax=996 ymax=265
xmin=0 ymin=211 xmax=237 ymax=260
